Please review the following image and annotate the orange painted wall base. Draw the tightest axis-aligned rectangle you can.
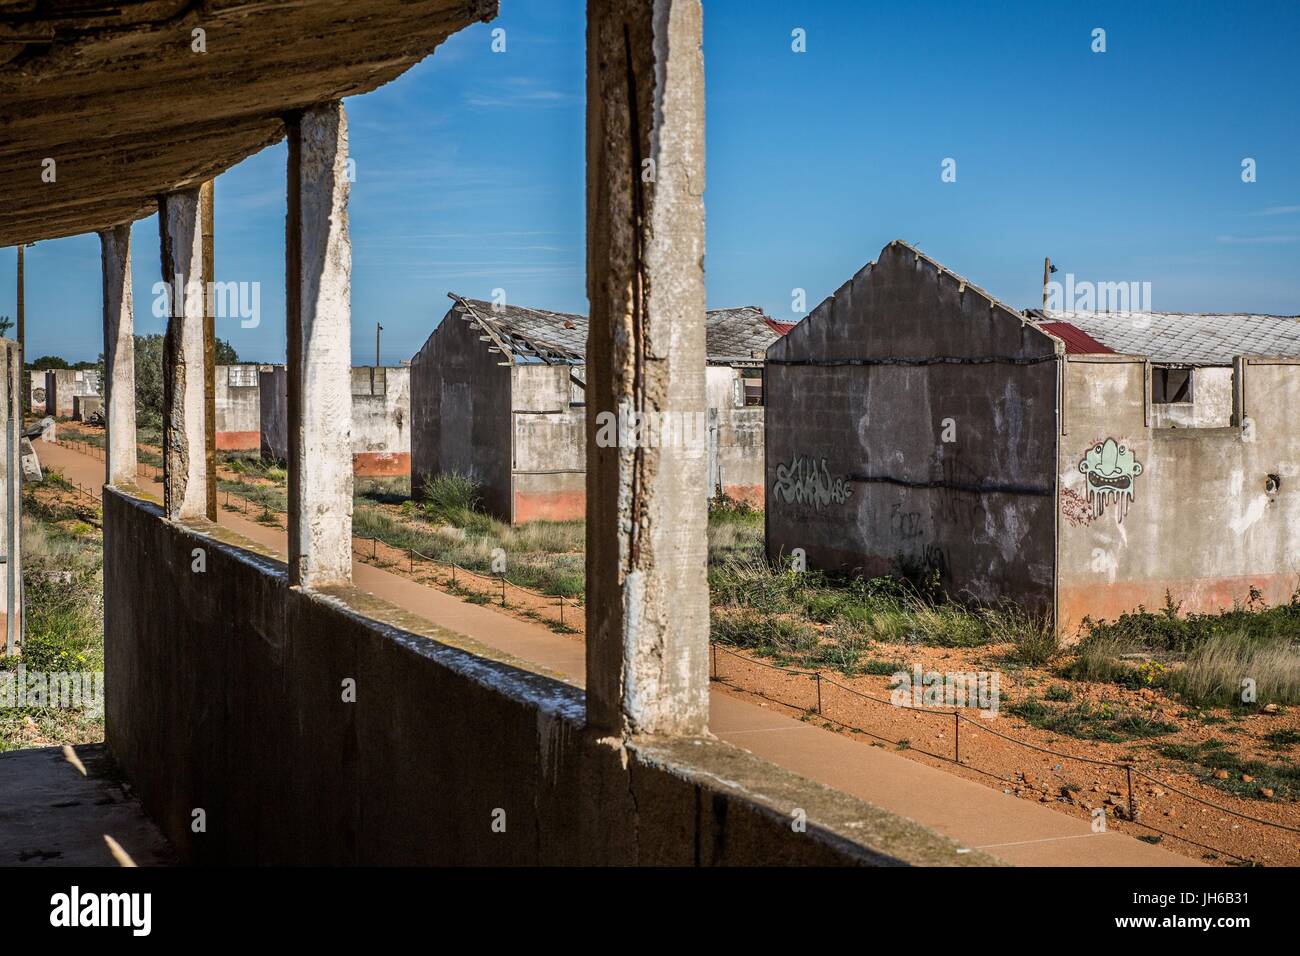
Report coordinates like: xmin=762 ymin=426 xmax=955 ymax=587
xmin=1058 ymin=573 xmax=1300 ymax=635
xmin=216 ymin=430 xmax=260 ymax=451
xmin=513 ymin=489 xmax=586 ymax=524
xmin=721 ymin=484 xmax=764 ymax=508
xmin=353 ymin=451 xmax=411 ymax=477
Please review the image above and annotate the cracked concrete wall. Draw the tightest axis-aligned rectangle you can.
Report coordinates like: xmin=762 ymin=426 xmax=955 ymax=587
xmin=286 ymin=102 xmax=353 ymax=588
xmin=215 ymin=365 xmax=262 ymax=451
xmin=511 ymin=365 xmax=586 ymax=523
xmin=43 ymin=368 xmax=101 ymax=418
xmin=585 ymin=0 xmax=709 ymax=737
xmin=159 ymin=188 xmax=208 ymax=521
xmin=102 ymin=487 xmax=989 ymax=866
xmin=765 ymin=242 xmax=1059 ymax=614
xmin=101 ymin=224 xmax=137 ymax=487
xmin=1057 ymin=356 xmax=1300 ymax=628
xmin=350 ymin=366 xmax=411 ymax=476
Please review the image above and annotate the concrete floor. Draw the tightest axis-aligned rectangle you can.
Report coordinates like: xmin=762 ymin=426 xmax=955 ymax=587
xmin=0 ymin=744 xmax=174 ymax=866
xmin=36 ymin=437 xmax=1200 ymax=866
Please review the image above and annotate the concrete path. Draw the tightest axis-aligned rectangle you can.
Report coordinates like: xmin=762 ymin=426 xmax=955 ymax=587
xmin=39 ymin=437 xmax=1198 ymax=866
xmin=0 ymin=744 xmax=174 ymax=866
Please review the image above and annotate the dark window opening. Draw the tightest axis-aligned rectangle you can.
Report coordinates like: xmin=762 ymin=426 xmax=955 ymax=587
xmin=742 ymin=370 xmax=763 ymax=407
xmin=1152 ymin=367 xmax=1193 ymax=404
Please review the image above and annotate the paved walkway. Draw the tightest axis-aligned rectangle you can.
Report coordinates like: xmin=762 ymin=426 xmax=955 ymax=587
xmin=38 ymin=437 xmax=1198 ymax=866
xmin=0 ymin=744 xmax=173 ymax=866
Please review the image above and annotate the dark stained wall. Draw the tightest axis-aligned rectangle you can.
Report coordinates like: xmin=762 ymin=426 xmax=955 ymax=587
xmin=410 ymin=308 xmax=513 ymax=517
xmin=765 ymin=241 xmax=1061 ymax=613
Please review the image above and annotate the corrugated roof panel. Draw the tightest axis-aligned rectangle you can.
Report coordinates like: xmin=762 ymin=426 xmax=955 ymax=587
xmin=1036 ymin=321 xmax=1115 ymax=355
xmin=450 ymin=295 xmax=793 ymax=365
xmin=1029 ymin=309 xmax=1300 ymax=364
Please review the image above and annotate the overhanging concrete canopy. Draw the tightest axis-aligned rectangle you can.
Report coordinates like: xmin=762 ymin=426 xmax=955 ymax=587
xmin=0 ymin=0 xmax=496 ymax=246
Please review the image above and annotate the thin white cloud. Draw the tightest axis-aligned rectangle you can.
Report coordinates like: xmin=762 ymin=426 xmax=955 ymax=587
xmin=1253 ymin=204 xmax=1300 ymax=216
xmin=1216 ymin=234 xmax=1299 ymax=244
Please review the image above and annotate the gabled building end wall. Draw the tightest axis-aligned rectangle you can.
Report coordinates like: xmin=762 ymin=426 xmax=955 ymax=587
xmin=410 ymin=309 xmax=513 ymax=516
xmin=766 ymin=242 xmax=1059 ymax=613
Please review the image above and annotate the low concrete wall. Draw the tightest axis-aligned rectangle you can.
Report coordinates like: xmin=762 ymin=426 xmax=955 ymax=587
xmin=73 ymin=395 xmax=102 ymax=421
xmin=103 ymin=487 xmax=985 ymax=866
xmin=29 ymin=370 xmax=45 ymax=415
xmin=216 ymin=364 xmax=262 ymax=451
xmin=351 ymin=366 xmax=410 ymax=477
xmin=261 ymin=365 xmax=409 ymax=475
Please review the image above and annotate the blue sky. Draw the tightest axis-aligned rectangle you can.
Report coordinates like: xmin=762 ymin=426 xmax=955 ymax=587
xmin=3 ymin=0 xmax=1298 ymax=364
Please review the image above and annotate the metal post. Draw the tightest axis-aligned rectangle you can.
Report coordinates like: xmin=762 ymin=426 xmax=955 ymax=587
xmin=954 ymin=712 xmax=960 ymax=764
xmin=815 ymin=672 xmax=822 ymax=715
xmin=1126 ymin=765 xmax=1135 ymax=819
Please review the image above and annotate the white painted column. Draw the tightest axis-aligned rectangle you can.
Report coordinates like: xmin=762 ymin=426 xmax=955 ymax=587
xmin=286 ymin=101 xmax=353 ymax=588
xmin=585 ymin=0 xmax=709 ymax=736
xmin=158 ymin=188 xmax=209 ymax=520
xmin=100 ymin=224 xmax=137 ymax=487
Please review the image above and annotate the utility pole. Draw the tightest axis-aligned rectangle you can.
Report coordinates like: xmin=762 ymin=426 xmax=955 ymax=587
xmin=375 ymin=322 xmax=382 ymax=369
xmin=1042 ymin=256 xmax=1053 ymax=311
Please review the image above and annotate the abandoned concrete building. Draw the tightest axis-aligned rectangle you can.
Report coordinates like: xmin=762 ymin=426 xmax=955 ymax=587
xmin=44 ymin=368 xmax=101 ymax=418
xmin=766 ymin=240 xmax=1300 ymax=631
xmin=0 ymin=0 xmax=1031 ymax=868
xmin=215 ymin=363 xmax=265 ymax=451
xmin=411 ymin=295 xmax=790 ymax=522
xmin=260 ymin=364 xmax=411 ymax=476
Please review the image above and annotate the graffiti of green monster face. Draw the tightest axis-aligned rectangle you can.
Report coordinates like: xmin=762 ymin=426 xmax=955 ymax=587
xmin=1078 ymin=438 xmax=1143 ymax=522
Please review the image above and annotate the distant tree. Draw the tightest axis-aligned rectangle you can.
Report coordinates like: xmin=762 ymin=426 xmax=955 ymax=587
xmin=30 ymin=355 xmax=70 ymax=370
xmin=0 ymin=315 xmax=12 ymax=337
xmin=215 ymin=338 xmax=239 ymax=365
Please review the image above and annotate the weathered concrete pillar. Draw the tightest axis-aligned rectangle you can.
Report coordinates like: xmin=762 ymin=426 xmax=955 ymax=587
xmin=286 ymin=102 xmax=353 ymax=587
xmin=99 ymin=224 xmax=137 ymax=487
xmin=585 ymin=0 xmax=708 ymax=736
xmin=158 ymin=188 xmax=209 ymax=520
xmin=201 ymin=179 xmax=218 ymax=521
xmin=2 ymin=340 xmax=21 ymax=656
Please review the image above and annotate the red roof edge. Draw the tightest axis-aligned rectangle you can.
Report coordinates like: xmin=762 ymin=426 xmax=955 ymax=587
xmin=1037 ymin=321 xmax=1114 ymax=355
xmin=766 ymin=317 xmax=797 ymax=336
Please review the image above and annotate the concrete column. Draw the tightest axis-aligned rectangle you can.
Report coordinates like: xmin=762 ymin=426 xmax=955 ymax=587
xmin=158 ymin=188 xmax=208 ymax=521
xmin=286 ymin=101 xmax=353 ymax=588
xmin=201 ymin=179 xmax=217 ymax=520
xmin=2 ymin=341 xmax=21 ymax=656
xmin=585 ymin=0 xmax=708 ymax=736
xmin=100 ymin=224 xmax=137 ymax=487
